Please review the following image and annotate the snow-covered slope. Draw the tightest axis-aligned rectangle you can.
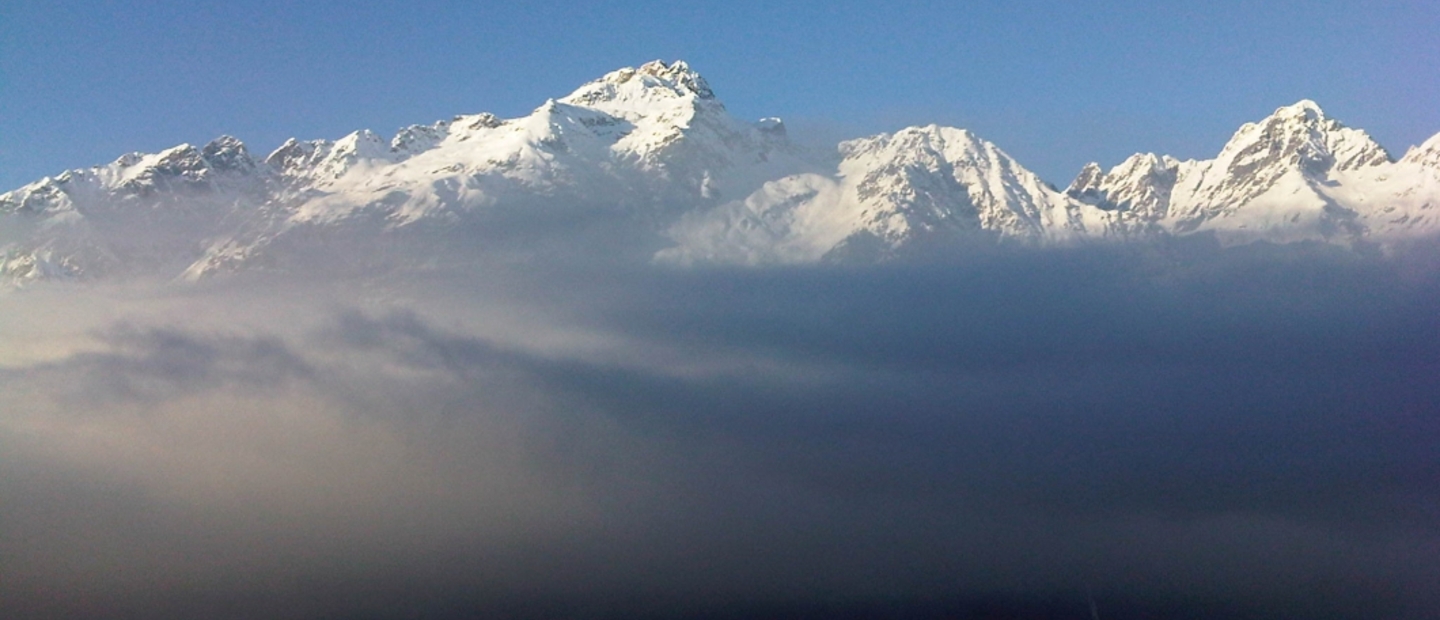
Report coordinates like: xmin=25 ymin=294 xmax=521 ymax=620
xmin=0 ymin=136 xmax=268 ymax=283
xmin=1067 ymin=101 xmax=1440 ymax=245
xmin=261 ymin=59 xmax=806 ymax=225
xmin=659 ymin=125 xmax=1114 ymax=264
xmin=1347 ymin=131 xmax=1440 ymax=239
xmin=4 ymin=66 xmax=1440 ymax=284
xmin=178 ymin=60 xmax=816 ymax=278
xmin=2 ymin=61 xmax=817 ymax=283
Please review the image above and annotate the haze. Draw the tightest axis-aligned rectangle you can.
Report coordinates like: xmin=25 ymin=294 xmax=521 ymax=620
xmin=2 ymin=241 xmax=1439 ymax=618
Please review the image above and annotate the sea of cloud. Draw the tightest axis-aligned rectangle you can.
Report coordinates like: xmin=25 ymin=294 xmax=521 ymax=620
xmin=2 ymin=239 xmax=1438 ymax=619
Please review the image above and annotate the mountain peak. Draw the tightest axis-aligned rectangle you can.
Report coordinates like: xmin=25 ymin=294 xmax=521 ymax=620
xmin=560 ymin=60 xmax=718 ymax=116
xmin=1066 ymin=152 xmax=1178 ymax=217
xmin=1272 ymin=99 xmax=1325 ymax=121
xmin=1214 ymin=99 xmax=1390 ymax=177
xmin=1401 ymin=131 xmax=1440 ymax=168
xmin=6 ymin=89 xmax=1440 ymax=283
xmin=635 ymin=59 xmax=714 ymax=99
xmin=201 ymin=135 xmax=255 ymax=173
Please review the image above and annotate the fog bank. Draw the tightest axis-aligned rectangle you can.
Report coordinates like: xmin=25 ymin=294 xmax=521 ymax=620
xmin=2 ymin=243 xmax=1438 ymax=619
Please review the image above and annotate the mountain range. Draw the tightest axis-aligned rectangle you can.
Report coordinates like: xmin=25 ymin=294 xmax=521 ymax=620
xmin=4 ymin=60 xmax=1439 ymax=284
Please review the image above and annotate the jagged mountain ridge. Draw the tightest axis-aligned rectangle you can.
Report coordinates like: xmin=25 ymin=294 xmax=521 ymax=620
xmin=2 ymin=60 xmax=817 ymax=282
xmin=1066 ymin=100 xmax=1440 ymax=245
xmin=189 ymin=60 xmax=818 ymax=277
xmin=0 ymin=136 xmax=271 ymax=280
xmin=3 ymin=61 xmax=1440 ymax=283
xmin=669 ymin=100 xmax=1440 ymax=264
xmin=659 ymin=124 xmax=1118 ymax=265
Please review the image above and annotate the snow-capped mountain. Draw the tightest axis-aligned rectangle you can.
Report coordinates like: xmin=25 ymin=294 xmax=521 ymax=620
xmin=262 ymin=60 xmax=805 ymax=225
xmin=658 ymin=125 xmax=1114 ymax=264
xmin=667 ymin=100 xmax=1440 ymax=264
xmin=0 ymin=136 xmax=269 ymax=281
xmin=1066 ymin=100 xmax=1440 ymax=245
xmin=184 ymin=60 xmax=816 ymax=278
xmin=4 ymin=61 xmax=1440 ymax=284
xmin=1 ymin=60 xmax=816 ymax=283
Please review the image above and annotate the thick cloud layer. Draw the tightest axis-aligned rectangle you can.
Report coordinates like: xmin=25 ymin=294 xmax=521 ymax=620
xmin=2 ymin=242 xmax=1438 ymax=619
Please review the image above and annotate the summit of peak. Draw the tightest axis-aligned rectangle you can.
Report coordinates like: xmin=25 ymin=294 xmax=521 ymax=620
xmin=1401 ymin=131 xmax=1440 ymax=167
xmin=1272 ymin=99 xmax=1326 ymax=121
xmin=204 ymin=135 xmax=246 ymax=149
xmin=201 ymin=135 xmax=255 ymax=173
xmin=561 ymin=60 xmax=718 ymax=112
xmin=1213 ymin=99 xmax=1390 ymax=176
xmin=1069 ymin=162 xmax=1105 ymax=188
xmin=633 ymin=59 xmax=714 ymax=99
xmin=862 ymin=124 xmax=979 ymax=147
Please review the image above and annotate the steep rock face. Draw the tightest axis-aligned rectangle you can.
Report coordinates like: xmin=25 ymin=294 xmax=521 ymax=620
xmin=660 ymin=125 xmax=1113 ymax=264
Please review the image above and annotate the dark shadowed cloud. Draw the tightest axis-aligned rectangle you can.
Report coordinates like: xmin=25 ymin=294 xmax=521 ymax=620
xmin=2 ymin=241 xmax=1438 ymax=619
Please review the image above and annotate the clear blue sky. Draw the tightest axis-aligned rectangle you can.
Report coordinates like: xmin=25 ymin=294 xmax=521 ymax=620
xmin=2 ymin=0 xmax=1437 ymax=190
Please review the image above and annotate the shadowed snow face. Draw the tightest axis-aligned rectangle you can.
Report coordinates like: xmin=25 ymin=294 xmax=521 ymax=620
xmin=2 ymin=242 xmax=1439 ymax=619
